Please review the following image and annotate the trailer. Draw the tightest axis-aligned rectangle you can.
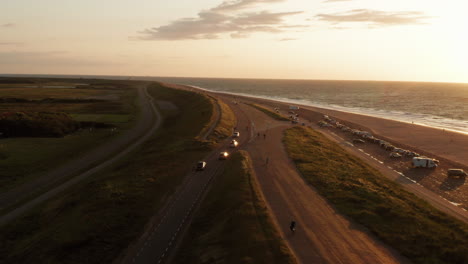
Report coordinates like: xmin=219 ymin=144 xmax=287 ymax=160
xmin=412 ymin=157 xmax=439 ymax=168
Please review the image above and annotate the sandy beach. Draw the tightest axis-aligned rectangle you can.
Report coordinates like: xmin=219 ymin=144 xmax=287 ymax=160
xmin=162 ymin=82 xmax=468 ymax=210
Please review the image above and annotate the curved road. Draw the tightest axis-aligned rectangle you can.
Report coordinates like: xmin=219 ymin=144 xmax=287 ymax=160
xmin=0 ymin=84 xmax=162 ymax=226
xmin=120 ymin=93 xmax=242 ymax=264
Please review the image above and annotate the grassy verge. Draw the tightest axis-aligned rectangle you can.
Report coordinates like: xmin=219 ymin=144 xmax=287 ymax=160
xmin=208 ymin=98 xmax=236 ymax=142
xmin=247 ymin=103 xmax=289 ymax=121
xmin=0 ymin=130 xmax=116 ymax=193
xmin=283 ymin=126 xmax=468 ymax=264
xmin=173 ymin=151 xmax=296 ymax=264
xmin=0 ymin=83 xmax=215 ymax=264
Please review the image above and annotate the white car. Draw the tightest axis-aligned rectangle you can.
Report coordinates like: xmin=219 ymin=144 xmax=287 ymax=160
xmin=230 ymin=140 xmax=239 ymax=148
xmin=232 ymin=131 xmax=240 ymax=137
xmin=196 ymin=161 xmax=207 ymax=171
xmin=219 ymin=151 xmax=229 ymax=160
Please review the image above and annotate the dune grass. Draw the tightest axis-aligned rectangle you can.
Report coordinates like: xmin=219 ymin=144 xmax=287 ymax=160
xmin=0 ymin=83 xmax=215 ymax=264
xmin=283 ymin=126 xmax=468 ymax=264
xmin=208 ymin=98 xmax=236 ymax=142
xmin=247 ymin=103 xmax=289 ymax=121
xmin=174 ymin=151 xmax=296 ymax=264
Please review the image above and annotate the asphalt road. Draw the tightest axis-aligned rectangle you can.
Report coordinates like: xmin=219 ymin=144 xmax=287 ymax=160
xmin=121 ymin=96 xmax=247 ymax=264
xmin=0 ymin=84 xmax=161 ymax=226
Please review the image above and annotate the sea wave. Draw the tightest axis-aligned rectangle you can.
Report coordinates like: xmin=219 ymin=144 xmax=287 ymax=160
xmin=185 ymin=85 xmax=468 ymax=135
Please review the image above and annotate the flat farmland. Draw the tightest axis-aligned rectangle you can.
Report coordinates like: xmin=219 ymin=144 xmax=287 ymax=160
xmin=0 ymin=80 xmax=138 ymax=192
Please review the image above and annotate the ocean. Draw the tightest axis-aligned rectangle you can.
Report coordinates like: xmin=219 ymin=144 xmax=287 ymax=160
xmin=145 ymin=77 xmax=468 ymax=135
xmin=2 ymin=74 xmax=468 ymax=134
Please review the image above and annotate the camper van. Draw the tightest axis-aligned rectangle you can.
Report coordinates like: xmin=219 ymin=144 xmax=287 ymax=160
xmin=412 ymin=157 xmax=439 ymax=168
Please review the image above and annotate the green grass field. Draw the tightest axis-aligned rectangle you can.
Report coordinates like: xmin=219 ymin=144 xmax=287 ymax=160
xmin=0 ymin=87 xmax=112 ymax=100
xmin=0 ymin=81 xmax=137 ymax=192
xmin=247 ymin=103 xmax=289 ymax=121
xmin=0 ymin=83 xmax=216 ymax=264
xmin=283 ymin=126 xmax=468 ymax=264
xmin=0 ymin=130 xmax=116 ymax=193
xmin=174 ymin=151 xmax=296 ymax=264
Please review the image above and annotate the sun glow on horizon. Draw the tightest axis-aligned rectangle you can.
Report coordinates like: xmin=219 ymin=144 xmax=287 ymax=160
xmin=0 ymin=0 xmax=467 ymax=83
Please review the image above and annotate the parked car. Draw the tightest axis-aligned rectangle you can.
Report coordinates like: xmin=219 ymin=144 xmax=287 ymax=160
xmin=196 ymin=161 xmax=207 ymax=171
xmin=232 ymin=131 xmax=240 ymax=137
xmin=447 ymin=169 xmax=467 ymax=178
xmin=219 ymin=151 xmax=229 ymax=160
xmin=390 ymin=152 xmax=402 ymax=158
xmin=230 ymin=140 xmax=239 ymax=148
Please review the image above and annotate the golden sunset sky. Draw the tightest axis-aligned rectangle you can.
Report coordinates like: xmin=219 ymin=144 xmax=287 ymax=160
xmin=1 ymin=0 xmax=467 ymax=82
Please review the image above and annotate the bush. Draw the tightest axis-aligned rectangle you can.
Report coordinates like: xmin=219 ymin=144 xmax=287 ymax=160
xmin=0 ymin=111 xmax=80 ymax=137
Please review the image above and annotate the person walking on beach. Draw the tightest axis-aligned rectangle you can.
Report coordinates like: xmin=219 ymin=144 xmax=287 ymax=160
xmin=263 ymin=133 xmax=266 ymax=139
xmin=265 ymin=157 xmax=269 ymax=165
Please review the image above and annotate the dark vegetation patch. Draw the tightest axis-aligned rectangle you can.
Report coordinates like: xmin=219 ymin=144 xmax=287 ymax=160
xmin=0 ymin=79 xmax=137 ymax=192
xmin=283 ymin=126 xmax=468 ymax=264
xmin=0 ymin=83 xmax=215 ymax=264
xmin=174 ymin=151 xmax=296 ymax=264
xmin=0 ymin=111 xmax=114 ymax=138
xmin=0 ymin=98 xmax=106 ymax=103
xmin=0 ymin=78 xmax=35 ymax=84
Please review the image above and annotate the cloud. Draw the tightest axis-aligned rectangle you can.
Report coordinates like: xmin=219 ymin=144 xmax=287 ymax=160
xmin=278 ymin=38 xmax=297 ymax=41
xmin=212 ymin=0 xmax=285 ymax=12
xmin=139 ymin=0 xmax=304 ymax=40
xmin=316 ymin=9 xmax=431 ymax=27
xmin=1 ymin=23 xmax=15 ymax=28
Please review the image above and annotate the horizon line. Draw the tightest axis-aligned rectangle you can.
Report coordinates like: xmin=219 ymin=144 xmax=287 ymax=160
xmin=1 ymin=73 xmax=467 ymax=85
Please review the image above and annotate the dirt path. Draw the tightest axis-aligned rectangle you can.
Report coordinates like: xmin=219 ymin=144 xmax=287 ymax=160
xmin=223 ymin=98 xmax=409 ymax=264
xmin=0 ymin=84 xmax=161 ymax=226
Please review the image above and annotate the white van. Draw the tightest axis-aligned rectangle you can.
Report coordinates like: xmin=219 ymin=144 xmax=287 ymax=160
xmin=412 ymin=157 xmax=438 ymax=168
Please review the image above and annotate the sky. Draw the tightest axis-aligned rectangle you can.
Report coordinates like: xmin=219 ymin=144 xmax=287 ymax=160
xmin=1 ymin=0 xmax=467 ymax=83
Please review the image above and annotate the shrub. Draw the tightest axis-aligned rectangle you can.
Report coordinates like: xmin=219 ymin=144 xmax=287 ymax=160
xmin=0 ymin=111 xmax=80 ymax=137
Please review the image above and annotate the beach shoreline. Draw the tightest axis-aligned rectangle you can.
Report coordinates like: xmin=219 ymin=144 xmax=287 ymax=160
xmin=162 ymin=82 xmax=467 ymax=210
xmin=165 ymin=81 xmax=468 ymax=165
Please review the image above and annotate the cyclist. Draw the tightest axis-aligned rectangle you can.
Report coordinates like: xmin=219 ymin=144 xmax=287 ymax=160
xmin=289 ymin=220 xmax=296 ymax=232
